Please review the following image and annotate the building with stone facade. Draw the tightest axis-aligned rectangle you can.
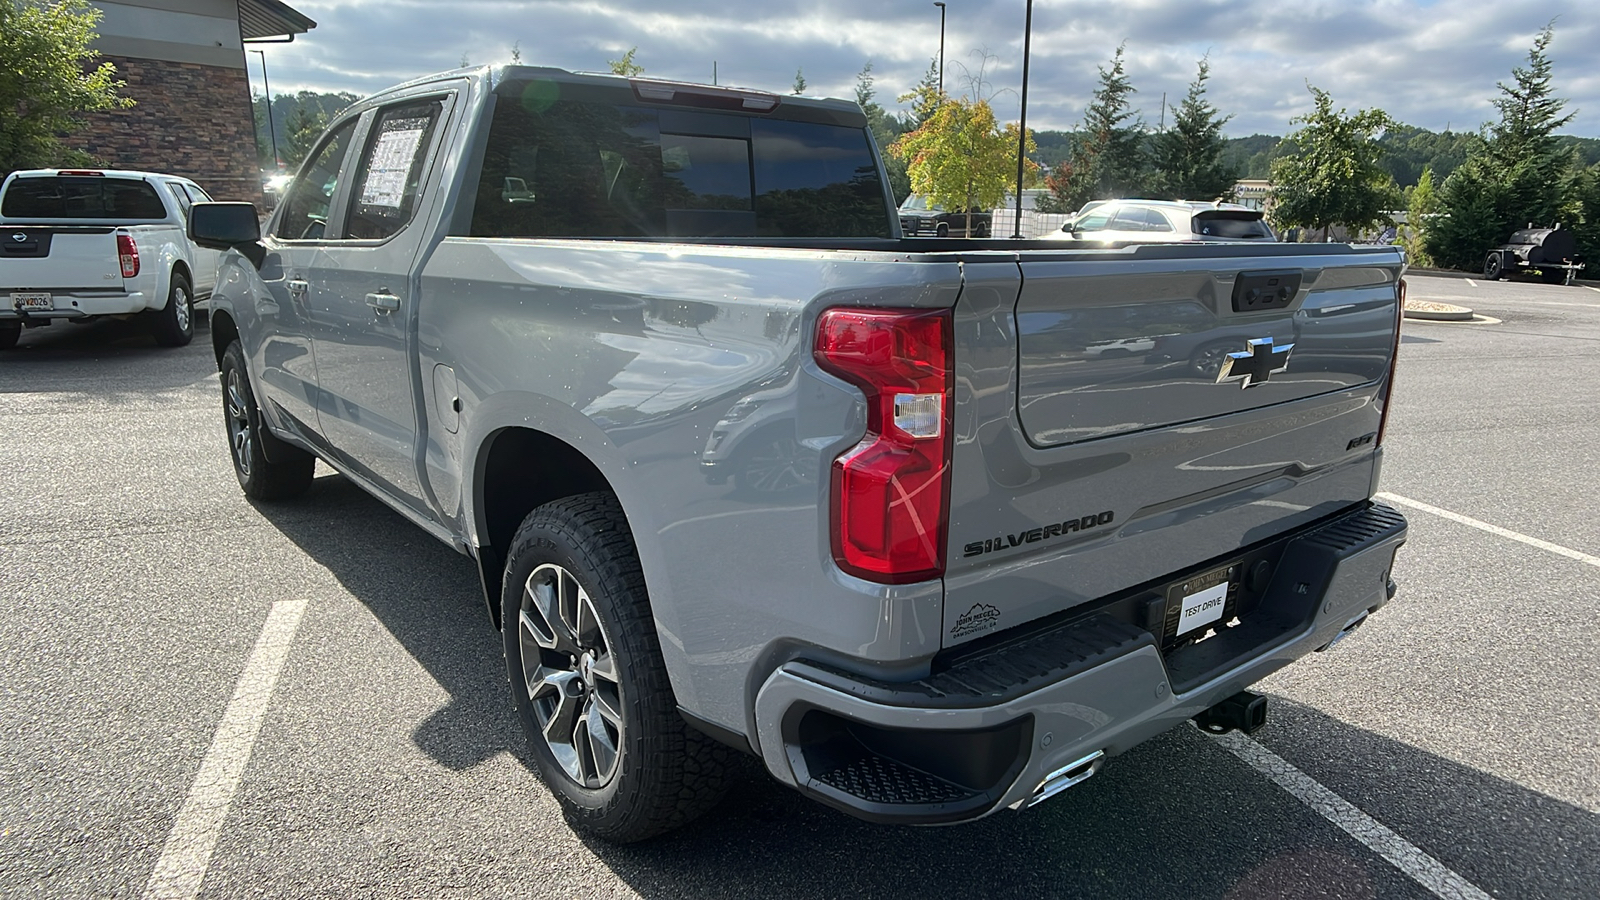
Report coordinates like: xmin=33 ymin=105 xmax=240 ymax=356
xmin=75 ymin=1 xmax=315 ymax=201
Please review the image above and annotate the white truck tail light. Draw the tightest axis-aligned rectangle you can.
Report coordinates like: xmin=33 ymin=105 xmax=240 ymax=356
xmin=814 ymin=308 xmax=953 ymax=584
xmin=116 ymin=233 xmax=140 ymax=278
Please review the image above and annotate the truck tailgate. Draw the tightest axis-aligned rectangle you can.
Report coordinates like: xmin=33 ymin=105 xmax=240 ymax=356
xmin=0 ymin=226 xmax=122 ymax=290
xmin=943 ymin=245 xmax=1403 ymax=646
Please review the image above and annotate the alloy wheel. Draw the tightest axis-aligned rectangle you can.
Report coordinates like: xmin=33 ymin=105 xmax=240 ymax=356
xmin=518 ymin=563 xmax=623 ymax=788
xmin=225 ymin=368 xmax=253 ymax=477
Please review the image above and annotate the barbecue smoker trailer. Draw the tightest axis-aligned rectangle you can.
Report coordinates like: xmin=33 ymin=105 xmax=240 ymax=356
xmin=1483 ymin=226 xmax=1584 ymax=285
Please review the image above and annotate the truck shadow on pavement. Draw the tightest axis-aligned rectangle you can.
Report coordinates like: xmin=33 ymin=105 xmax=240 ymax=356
xmin=247 ymin=475 xmax=1597 ymax=900
xmin=247 ymin=472 xmax=531 ymax=773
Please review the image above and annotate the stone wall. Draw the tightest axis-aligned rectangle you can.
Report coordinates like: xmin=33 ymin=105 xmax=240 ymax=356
xmin=73 ymin=55 xmax=262 ymax=202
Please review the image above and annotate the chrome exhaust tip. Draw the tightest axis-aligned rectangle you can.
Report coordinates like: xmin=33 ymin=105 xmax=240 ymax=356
xmin=1016 ymin=750 xmax=1105 ymax=809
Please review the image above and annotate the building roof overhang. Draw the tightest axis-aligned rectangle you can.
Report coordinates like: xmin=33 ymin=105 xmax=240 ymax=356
xmin=240 ymin=0 xmax=317 ymax=42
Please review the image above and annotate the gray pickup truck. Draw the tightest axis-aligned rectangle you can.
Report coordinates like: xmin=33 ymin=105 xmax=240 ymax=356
xmin=191 ymin=65 xmax=1408 ymax=842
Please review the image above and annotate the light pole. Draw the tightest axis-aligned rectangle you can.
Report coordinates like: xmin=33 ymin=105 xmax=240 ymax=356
xmin=251 ymin=49 xmax=279 ymax=171
xmin=1012 ymin=0 xmax=1033 ymax=238
xmin=933 ymin=2 xmax=946 ymax=97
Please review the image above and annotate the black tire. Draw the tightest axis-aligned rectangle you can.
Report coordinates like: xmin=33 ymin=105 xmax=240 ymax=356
xmin=0 ymin=323 xmax=18 ymax=351
xmin=936 ymin=222 xmax=950 ymax=238
xmin=975 ymin=220 xmax=990 ymax=238
xmin=220 ymin=341 xmax=314 ymax=500
xmin=1483 ymin=253 xmax=1504 ymax=281
xmin=151 ymin=272 xmax=195 ymax=347
xmin=502 ymin=493 xmax=729 ymax=842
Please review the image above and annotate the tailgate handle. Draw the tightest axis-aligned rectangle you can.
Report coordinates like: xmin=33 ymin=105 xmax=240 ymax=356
xmin=366 ymin=291 xmax=400 ymax=314
xmin=1232 ymin=270 xmax=1303 ymax=313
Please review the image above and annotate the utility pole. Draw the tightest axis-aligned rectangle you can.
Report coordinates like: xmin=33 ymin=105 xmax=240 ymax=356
xmin=1012 ymin=0 xmax=1033 ymax=239
xmin=251 ymin=49 xmax=279 ymax=171
xmin=1159 ymin=92 xmax=1166 ymax=132
xmin=934 ymin=2 xmax=946 ymax=96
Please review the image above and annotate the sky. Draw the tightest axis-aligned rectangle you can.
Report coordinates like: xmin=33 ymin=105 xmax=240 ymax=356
xmin=250 ymin=0 xmax=1600 ymax=139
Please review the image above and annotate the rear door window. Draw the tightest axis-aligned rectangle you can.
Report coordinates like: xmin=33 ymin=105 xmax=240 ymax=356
xmin=1195 ymin=212 xmax=1273 ymax=239
xmin=1 ymin=176 xmax=168 ymax=219
xmin=346 ymin=98 xmax=446 ymax=241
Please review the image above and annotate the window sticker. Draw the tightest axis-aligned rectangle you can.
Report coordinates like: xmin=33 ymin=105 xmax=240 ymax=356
xmin=359 ymin=117 xmax=429 ymax=208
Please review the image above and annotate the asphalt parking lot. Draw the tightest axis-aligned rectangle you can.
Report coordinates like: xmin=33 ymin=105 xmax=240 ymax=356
xmin=1 ymin=272 xmax=1596 ymax=899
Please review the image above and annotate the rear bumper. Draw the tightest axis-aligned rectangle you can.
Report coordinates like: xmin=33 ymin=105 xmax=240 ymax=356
xmin=1 ymin=291 xmax=149 ymax=320
xmin=753 ymin=502 xmax=1407 ymax=824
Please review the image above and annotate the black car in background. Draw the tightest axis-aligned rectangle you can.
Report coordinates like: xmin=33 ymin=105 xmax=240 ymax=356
xmin=898 ymin=194 xmax=992 ymax=237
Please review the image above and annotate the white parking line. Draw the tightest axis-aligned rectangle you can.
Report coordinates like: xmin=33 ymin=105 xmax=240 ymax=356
xmin=1588 ymin=286 xmax=1600 ymax=294
xmin=143 ymin=600 xmax=308 ymax=900
xmin=1377 ymin=492 xmax=1600 ymax=568
xmin=1213 ymin=732 xmax=1492 ymax=900
xmin=1464 ymin=279 xmax=1478 ymax=288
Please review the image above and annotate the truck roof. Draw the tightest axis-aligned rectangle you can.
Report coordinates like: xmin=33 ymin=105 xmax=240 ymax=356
xmin=365 ymin=64 xmax=865 ymax=125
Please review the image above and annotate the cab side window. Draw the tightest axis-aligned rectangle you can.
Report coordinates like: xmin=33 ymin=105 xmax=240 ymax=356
xmin=346 ymin=99 xmax=445 ymax=241
xmin=277 ymin=118 xmax=359 ymax=241
xmin=165 ymin=183 xmax=192 ymax=218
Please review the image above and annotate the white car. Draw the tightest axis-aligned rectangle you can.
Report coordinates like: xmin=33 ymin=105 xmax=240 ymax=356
xmin=0 ymin=168 xmax=222 ymax=349
xmin=1047 ymin=199 xmax=1277 ymax=244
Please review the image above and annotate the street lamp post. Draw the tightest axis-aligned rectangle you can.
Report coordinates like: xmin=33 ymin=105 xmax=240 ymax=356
xmin=1012 ymin=0 xmax=1033 ymax=238
xmin=251 ymin=49 xmax=280 ymax=171
xmin=934 ymin=2 xmax=946 ymax=97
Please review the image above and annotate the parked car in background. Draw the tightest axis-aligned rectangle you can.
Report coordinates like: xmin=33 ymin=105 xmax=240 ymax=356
xmin=898 ymin=194 xmax=992 ymax=237
xmin=1046 ymin=200 xmax=1276 ymax=244
xmin=0 ymin=169 xmax=220 ymax=349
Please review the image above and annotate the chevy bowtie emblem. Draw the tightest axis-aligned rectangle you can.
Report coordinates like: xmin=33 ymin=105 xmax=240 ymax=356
xmin=1216 ymin=337 xmax=1294 ymax=388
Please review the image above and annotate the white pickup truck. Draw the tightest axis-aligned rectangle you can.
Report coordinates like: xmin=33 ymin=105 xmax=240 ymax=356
xmin=0 ymin=169 xmax=221 ymax=350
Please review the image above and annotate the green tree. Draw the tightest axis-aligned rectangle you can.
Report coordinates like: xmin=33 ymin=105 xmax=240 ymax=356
xmin=282 ymin=107 xmax=328 ymax=169
xmin=0 ymin=0 xmax=135 ymax=176
xmin=1401 ymin=166 xmax=1440 ymax=266
xmin=1573 ymin=163 xmax=1600 ymax=266
xmin=897 ymin=58 xmax=944 ymax=131
xmin=1039 ymin=44 xmax=1145 ymax=212
xmin=792 ymin=67 xmax=806 ymax=96
xmin=1428 ymin=24 xmax=1579 ymax=270
xmin=1148 ymin=57 xmax=1238 ymax=201
xmin=855 ymin=62 xmax=909 ymax=201
xmin=608 ymin=47 xmax=643 ymax=77
xmin=1269 ymin=85 xmax=1399 ymax=240
xmin=889 ymin=97 xmax=1038 ymax=235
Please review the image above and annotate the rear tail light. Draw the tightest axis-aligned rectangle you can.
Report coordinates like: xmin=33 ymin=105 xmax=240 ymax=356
xmin=814 ymin=308 xmax=953 ymax=583
xmin=116 ymin=233 xmax=139 ymax=278
xmin=1377 ymin=277 xmax=1404 ymax=446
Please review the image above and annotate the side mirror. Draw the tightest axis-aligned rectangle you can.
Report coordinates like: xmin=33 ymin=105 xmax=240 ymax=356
xmin=189 ymin=202 xmax=265 ymax=268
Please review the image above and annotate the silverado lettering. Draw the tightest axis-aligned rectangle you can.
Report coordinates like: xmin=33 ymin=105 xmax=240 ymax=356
xmin=963 ymin=511 xmax=1117 ymax=558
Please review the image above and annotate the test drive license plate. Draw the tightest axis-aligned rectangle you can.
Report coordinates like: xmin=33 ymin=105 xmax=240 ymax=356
xmin=1165 ymin=563 xmax=1239 ymax=640
xmin=11 ymin=292 xmax=51 ymax=311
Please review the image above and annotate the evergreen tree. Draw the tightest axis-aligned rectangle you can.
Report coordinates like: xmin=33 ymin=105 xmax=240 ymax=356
xmin=1039 ymin=44 xmax=1145 ymax=212
xmin=1269 ymin=85 xmax=1399 ymax=240
xmin=1148 ymin=57 xmax=1237 ymax=201
xmin=792 ymin=68 xmax=807 ymax=96
xmin=1401 ymin=166 xmax=1440 ymax=266
xmin=897 ymin=58 xmax=943 ymax=131
xmin=282 ymin=108 xmax=328 ymax=169
xmin=855 ymin=62 xmax=909 ymax=201
xmin=1428 ymin=24 xmax=1580 ymax=270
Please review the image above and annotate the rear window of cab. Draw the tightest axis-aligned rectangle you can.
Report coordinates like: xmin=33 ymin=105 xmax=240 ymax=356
xmin=1 ymin=176 xmax=168 ymax=220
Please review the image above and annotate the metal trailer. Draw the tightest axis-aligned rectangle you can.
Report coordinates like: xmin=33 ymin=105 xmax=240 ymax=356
xmin=1484 ymin=226 xmax=1585 ymax=285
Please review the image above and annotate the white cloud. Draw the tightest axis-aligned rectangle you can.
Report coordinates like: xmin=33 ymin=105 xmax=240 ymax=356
xmin=251 ymin=0 xmax=1600 ymax=138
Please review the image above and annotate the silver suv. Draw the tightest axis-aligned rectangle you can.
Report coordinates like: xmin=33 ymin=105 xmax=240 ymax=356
xmin=1050 ymin=199 xmax=1276 ymax=243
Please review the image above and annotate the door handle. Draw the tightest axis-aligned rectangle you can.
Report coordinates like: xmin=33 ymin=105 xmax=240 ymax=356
xmin=286 ymin=278 xmax=310 ymax=300
xmin=366 ymin=291 xmax=401 ymax=314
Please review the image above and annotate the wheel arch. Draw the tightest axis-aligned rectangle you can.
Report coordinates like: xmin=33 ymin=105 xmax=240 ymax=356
xmin=471 ymin=425 xmax=617 ymax=628
xmin=210 ymin=308 xmax=239 ymax=369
